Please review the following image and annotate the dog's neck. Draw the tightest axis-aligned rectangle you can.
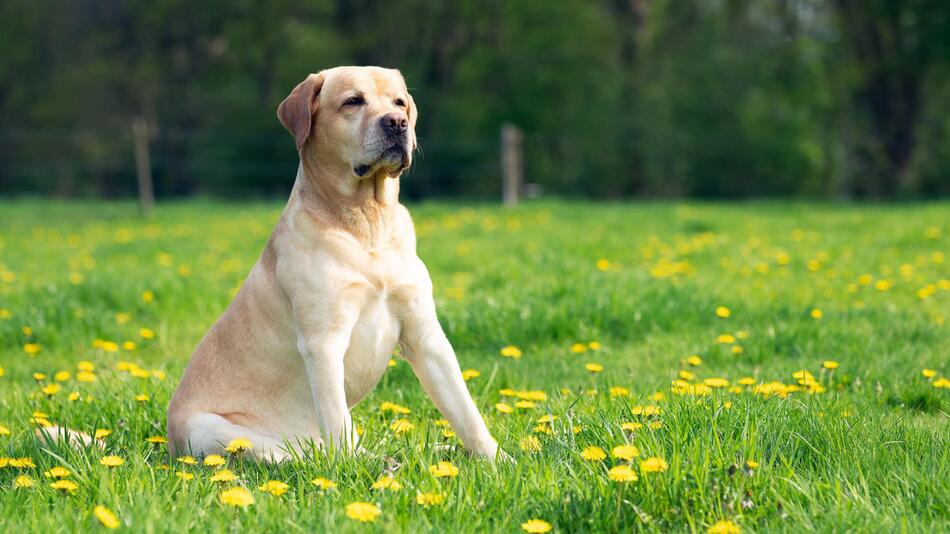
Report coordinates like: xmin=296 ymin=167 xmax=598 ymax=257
xmin=291 ymin=152 xmax=401 ymax=248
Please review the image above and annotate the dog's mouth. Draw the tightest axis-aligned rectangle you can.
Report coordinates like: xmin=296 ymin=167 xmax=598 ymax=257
xmin=354 ymin=144 xmax=410 ymax=178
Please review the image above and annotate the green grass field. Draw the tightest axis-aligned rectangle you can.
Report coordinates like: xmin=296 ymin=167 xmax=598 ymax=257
xmin=0 ymin=200 xmax=948 ymax=533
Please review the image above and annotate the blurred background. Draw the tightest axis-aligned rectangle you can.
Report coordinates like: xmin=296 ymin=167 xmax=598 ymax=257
xmin=0 ymin=0 xmax=947 ymax=201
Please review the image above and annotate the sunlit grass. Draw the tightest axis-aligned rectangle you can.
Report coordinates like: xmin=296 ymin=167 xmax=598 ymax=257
xmin=0 ymin=199 xmax=948 ymax=532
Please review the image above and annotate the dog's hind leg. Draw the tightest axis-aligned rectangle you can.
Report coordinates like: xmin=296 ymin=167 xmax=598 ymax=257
xmin=172 ymin=412 xmax=294 ymax=463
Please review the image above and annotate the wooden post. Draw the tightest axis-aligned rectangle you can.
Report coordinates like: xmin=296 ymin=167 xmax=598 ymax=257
xmin=132 ymin=116 xmax=154 ymax=217
xmin=501 ymin=123 xmax=523 ymax=206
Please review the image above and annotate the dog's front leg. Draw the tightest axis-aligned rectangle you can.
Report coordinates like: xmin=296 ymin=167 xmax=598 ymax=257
xmin=402 ymin=304 xmax=500 ymax=460
xmin=294 ymin=303 xmax=361 ymax=453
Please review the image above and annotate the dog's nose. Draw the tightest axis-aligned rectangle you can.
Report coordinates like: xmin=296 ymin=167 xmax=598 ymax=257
xmin=380 ymin=113 xmax=409 ymax=135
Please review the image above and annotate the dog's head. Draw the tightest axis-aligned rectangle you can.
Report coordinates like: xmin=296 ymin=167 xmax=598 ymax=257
xmin=278 ymin=66 xmax=417 ymax=179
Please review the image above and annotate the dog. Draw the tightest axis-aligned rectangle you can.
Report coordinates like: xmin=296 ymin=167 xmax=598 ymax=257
xmin=166 ymin=66 xmax=501 ymax=462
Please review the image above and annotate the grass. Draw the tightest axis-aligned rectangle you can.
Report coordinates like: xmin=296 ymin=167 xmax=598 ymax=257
xmin=0 ymin=199 xmax=947 ymax=533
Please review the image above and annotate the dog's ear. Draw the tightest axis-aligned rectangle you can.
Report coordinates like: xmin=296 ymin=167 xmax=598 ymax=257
xmin=277 ymin=71 xmax=326 ymax=151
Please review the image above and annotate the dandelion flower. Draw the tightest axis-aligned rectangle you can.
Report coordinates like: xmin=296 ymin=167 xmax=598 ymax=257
xmin=14 ymin=475 xmax=34 ymax=488
xmin=588 ymin=342 xmax=601 ymax=350
xmin=225 ymin=438 xmax=253 ymax=454
xmin=716 ymin=334 xmax=735 ymax=344
xmin=203 ymin=455 xmax=226 ymax=468
xmin=822 ymin=360 xmax=839 ymax=370
xmin=210 ymin=469 xmax=237 ymax=483
xmin=311 ymin=477 xmax=336 ymax=490
xmin=640 ymin=457 xmax=669 ymax=473
xmin=703 ymin=378 xmax=729 ymax=388
xmin=380 ymin=401 xmax=411 ymax=415
xmin=612 ymin=444 xmax=640 ymax=460
xmin=345 ymin=501 xmax=381 ymax=522
xmin=746 ymin=460 xmax=759 ymax=469
xmin=521 ymin=519 xmax=553 ymax=533
xmin=100 ymin=455 xmax=124 ymax=468
xmin=621 ymin=422 xmax=643 ymax=432
xmin=0 ymin=425 xmax=10 ymax=436
xmin=520 ymin=435 xmax=542 ymax=453
xmin=390 ymin=419 xmax=414 ymax=435
xmin=495 ymin=402 xmax=514 ymax=414
xmin=24 ymin=343 xmax=41 ymax=356
xmin=371 ymin=476 xmax=403 ymax=491
xmin=608 ymin=465 xmax=639 ymax=482
xmin=500 ymin=345 xmax=522 ymax=359
xmin=810 ymin=309 xmax=823 ymax=319
xmin=220 ymin=486 xmax=255 ymax=508
xmin=94 ymin=429 xmax=111 ymax=439
xmin=44 ymin=467 xmax=71 ymax=478
xmin=609 ymin=386 xmax=630 ymax=397
xmin=177 ymin=456 xmax=197 ymax=465
xmin=715 ymin=306 xmax=731 ymax=318
xmin=922 ymin=369 xmax=937 ymax=379
xmin=461 ymin=369 xmax=481 ymax=381
xmin=134 ymin=393 xmax=150 ymax=402
xmin=429 ymin=461 xmax=459 ymax=478
xmin=585 ymin=363 xmax=603 ymax=373
xmin=708 ymin=520 xmax=741 ymax=533
xmin=175 ymin=471 xmax=194 ymax=481
xmin=259 ymin=480 xmax=289 ymax=496
xmin=687 ymin=355 xmax=703 ymax=366
xmin=934 ymin=378 xmax=950 ymax=389
xmin=581 ymin=446 xmax=606 ymax=462
xmin=50 ymin=479 xmax=79 ymax=493
xmin=415 ymin=492 xmax=445 ymax=507
xmin=146 ymin=436 xmax=167 ymax=444
xmin=571 ymin=343 xmax=588 ymax=353
xmin=93 ymin=505 xmax=120 ymax=529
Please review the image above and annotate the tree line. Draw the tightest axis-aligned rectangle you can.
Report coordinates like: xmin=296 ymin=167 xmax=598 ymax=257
xmin=0 ymin=0 xmax=947 ymax=199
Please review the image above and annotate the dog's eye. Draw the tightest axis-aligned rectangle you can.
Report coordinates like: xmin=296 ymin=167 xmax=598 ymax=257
xmin=394 ymin=98 xmax=406 ymax=108
xmin=342 ymin=96 xmax=365 ymax=107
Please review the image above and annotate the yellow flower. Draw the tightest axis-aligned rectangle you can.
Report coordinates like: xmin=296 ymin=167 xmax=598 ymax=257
xmin=203 ymin=455 xmax=226 ymax=468
xmin=588 ymin=341 xmax=601 ymax=350
xmin=176 ymin=471 xmax=194 ymax=481
xmin=611 ymin=444 xmax=640 ymax=460
xmin=515 ymin=400 xmax=537 ymax=409
xmin=461 ymin=369 xmax=481 ymax=381
xmin=146 ymin=436 xmax=167 ymax=444
xmin=585 ymin=363 xmax=603 ymax=373
xmin=50 ymin=479 xmax=79 ymax=493
xmin=220 ymin=487 xmax=255 ymax=507
xmin=134 ymin=393 xmax=150 ymax=402
xmin=388 ymin=358 xmax=397 ymax=367
xmin=495 ymin=402 xmax=514 ymax=414
xmin=608 ymin=464 xmax=639 ymax=482
xmin=810 ymin=308 xmax=823 ymax=319
xmin=580 ymin=446 xmax=606 ymax=462
xmin=139 ymin=328 xmax=155 ymax=339
xmin=94 ymin=429 xmax=111 ymax=439
xmin=41 ymin=384 xmax=62 ymax=396
xmin=609 ymin=386 xmax=630 ymax=397
xmin=380 ymin=401 xmax=411 ymax=414
xmin=703 ymin=378 xmax=729 ymax=388
xmin=922 ymin=369 xmax=937 ymax=378
xmin=14 ymin=474 xmax=34 ymax=488
xmin=621 ymin=422 xmax=643 ymax=432
xmin=746 ymin=460 xmax=759 ymax=469
xmin=822 ymin=360 xmax=839 ymax=370
xmin=76 ymin=371 xmax=97 ymax=382
xmin=0 ymin=424 xmax=10 ymax=436
xmin=679 ymin=370 xmax=696 ymax=380
xmin=33 ymin=372 xmax=46 ymax=381
xmin=210 ymin=469 xmax=237 ymax=483
xmin=571 ymin=343 xmax=588 ymax=353
xmin=640 ymin=457 xmax=669 ymax=473
xmin=934 ymin=378 xmax=950 ymax=389
xmin=415 ymin=492 xmax=445 ymax=507
xmin=24 ymin=343 xmax=41 ymax=356
xmin=311 ymin=477 xmax=336 ymax=490
xmin=716 ymin=334 xmax=735 ymax=344
xmin=708 ymin=520 xmax=741 ymax=534
xmin=429 ymin=461 xmax=459 ymax=478
xmin=100 ymin=456 xmax=125 ymax=468
xmin=520 ymin=435 xmax=542 ymax=453
xmin=10 ymin=457 xmax=35 ymax=468
xmin=259 ymin=480 xmax=289 ymax=496
xmin=225 ymin=438 xmax=253 ymax=454
xmin=687 ymin=355 xmax=703 ymax=366
xmin=715 ymin=306 xmax=731 ymax=318
xmin=500 ymin=345 xmax=522 ymax=359
xmin=345 ymin=502 xmax=381 ymax=522
xmin=141 ymin=290 xmax=154 ymax=303
xmin=390 ymin=419 xmax=414 ymax=435
xmin=371 ymin=476 xmax=403 ymax=491
xmin=94 ymin=505 xmax=121 ymax=529
xmin=122 ymin=341 xmax=137 ymax=351
xmin=521 ymin=519 xmax=553 ymax=533
xmin=177 ymin=456 xmax=197 ymax=465
xmin=596 ymin=258 xmax=611 ymax=271
xmin=54 ymin=370 xmax=71 ymax=381
xmin=44 ymin=466 xmax=71 ymax=478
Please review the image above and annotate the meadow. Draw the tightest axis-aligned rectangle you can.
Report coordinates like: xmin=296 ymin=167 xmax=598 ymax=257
xmin=0 ymin=199 xmax=947 ymax=533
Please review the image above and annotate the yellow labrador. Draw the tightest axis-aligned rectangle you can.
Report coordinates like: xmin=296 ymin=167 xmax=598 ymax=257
xmin=166 ymin=66 xmax=500 ymax=462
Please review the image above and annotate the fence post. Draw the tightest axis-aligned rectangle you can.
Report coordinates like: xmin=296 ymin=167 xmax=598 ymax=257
xmin=501 ymin=123 xmax=523 ymax=206
xmin=132 ymin=116 xmax=154 ymax=217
